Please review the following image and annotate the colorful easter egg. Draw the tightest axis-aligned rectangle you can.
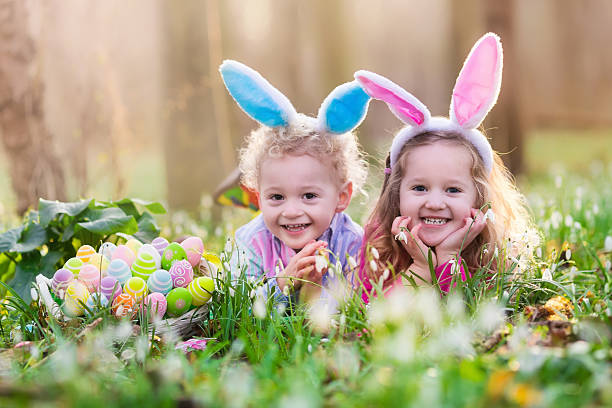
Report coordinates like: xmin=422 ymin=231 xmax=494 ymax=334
xmin=76 ymin=245 xmax=96 ymax=263
xmin=147 ymin=269 xmax=173 ymax=295
xmin=161 ymin=243 xmax=188 ymax=270
xmin=124 ymin=276 xmax=147 ymax=301
xmin=145 ymin=292 xmax=167 ymax=320
xmin=84 ymin=293 xmax=109 ymax=316
xmin=112 ymin=293 xmax=136 ymax=319
xmin=188 ymin=276 xmax=215 ymax=306
xmin=64 ymin=257 xmax=84 ymax=276
xmin=78 ymin=264 xmax=101 ymax=292
xmin=126 ymin=238 xmax=143 ymax=255
xmin=64 ymin=280 xmax=89 ymax=317
xmin=152 ymin=237 xmax=169 ymax=256
xmin=52 ymin=268 xmax=74 ymax=294
xmin=100 ymin=276 xmax=122 ymax=302
xmin=166 ymin=287 xmax=192 ymax=317
xmin=99 ymin=242 xmax=117 ymax=259
xmin=112 ymin=245 xmax=136 ymax=268
xmin=181 ymin=236 xmax=204 ymax=268
xmin=169 ymin=260 xmax=193 ymax=288
xmin=107 ymin=259 xmax=131 ymax=285
xmin=131 ymin=252 xmax=157 ymax=281
xmin=87 ymin=253 xmax=110 ymax=274
xmin=138 ymin=244 xmax=162 ymax=270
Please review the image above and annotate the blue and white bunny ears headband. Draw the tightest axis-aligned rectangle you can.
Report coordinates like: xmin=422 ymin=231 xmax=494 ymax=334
xmin=354 ymin=33 xmax=503 ymax=174
xmin=219 ymin=60 xmax=371 ymax=135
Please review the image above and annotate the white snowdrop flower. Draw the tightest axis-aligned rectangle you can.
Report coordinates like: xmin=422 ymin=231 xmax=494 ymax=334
xmin=606 ymin=261 xmax=611 ymax=272
xmin=551 ymin=211 xmax=562 ymax=229
xmin=348 ymin=256 xmax=357 ymax=270
xmin=542 ymin=268 xmax=553 ymax=281
xmin=564 ymin=214 xmax=573 ymax=227
xmin=382 ymin=268 xmax=390 ymax=281
xmin=565 ymin=249 xmax=572 ymax=260
xmin=224 ymin=238 xmax=232 ymax=254
xmin=315 ymin=255 xmax=328 ymax=273
xmin=593 ymin=203 xmax=600 ymax=215
xmin=307 ymin=344 xmax=313 ymax=353
xmin=229 ymin=287 xmax=235 ymax=297
xmin=483 ymin=248 xmax=489 ymax=254
xmin=555 ymin=175 xmax=562 ymax=188
xmin=574 ymin=221 xmax=582 ymax=230
xmin=494 ymin=246 xmax=499 ymax=258
xmin=276 ymin=302 xmax=286 ymax=315
xmin=369 ymin=260 xmax=378 ymax=273
xmin=282 ymin=285 xmax=291 ymax=297
xmin=605 ymin=236 xmax=612 ymax=252
xmin=249 ymin=289 xmax=256 ymax=299
xmin=223 ymin=261 xmax=230 ymax=272
xmin=30 ymin=288 xmax=39 ymax=302
xmin=371 ymin=247 xmax=380 ymax=260
xmin=484 ymin=208 xmax=496 ymax=224
xmin=536 ymin=247 xmax=542 ymax=258
xmin=275 ymin=264 xmax=282 ymax=276
xmin=253 ymin=296 xmax=266 ymax=319
xmin=394 ymin=231 xmax=408 ymax=244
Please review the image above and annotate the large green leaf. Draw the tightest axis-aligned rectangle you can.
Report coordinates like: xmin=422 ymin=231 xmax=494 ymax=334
xmin=130 ymin=198 xmax=166 ymax=214
xmin=39 ymin=198 xmax=92 ymax=227
xmin=40 ymin=250 xmax=64 ymax=278
xmin=9 ymin=253 xmax=41 ymax=302
xmin=76 ymin=207 xmax=138 ymax=235
xmin=134 ymin=212 xmax=161 ymax=243
xmin=12 ymin=222 xmax=47 ymax=253
xmin=0 ymin=226 xmax=24 ymax=252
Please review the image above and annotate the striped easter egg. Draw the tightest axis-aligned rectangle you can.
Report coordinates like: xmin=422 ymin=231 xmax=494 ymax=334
xmin=169 ymin=260 xmax=193 ymax=288
xmin=125 ymin=238 xmax=143 ymax=255
xmin=100 ymin=276 xmax=122 ymax=302
xmin=124 ymin=276 xmax=147 ymax=301
xmin=107 ymin=259 xmax=131 ymax=285
xmin=64 ymin=257 xmax=84 ymax=276
xmin=188 ymin=276 xmax=214 ymax=306
xmin=63 ymin=280 xmax=89 ymax=317
xmin=131 ymin=252 xmax=157 ymax=281
xmin=112 ymin=245 xmax=136 ymax=268
xmin=87 ymin=253 xmax=110 ymax=274
xmin=138 ymin=244 xmax=162 ymax=270
xmin=166 ymin=287 xmax=192 ymax=317
xmin=85 ymin=293 xmax=108 ymax=316
xmin=76 ymin=245 xmax=96 ymax=263
xmin=145 ymin=292 xmax=167 ymax=319
xmin=112 ymin=293 xmax=136 ymax=319
xmin=147 ymin=269 xmax=173 ymax=295
xmin=99 ymin=242 xmax=117 ymax=259
xmin=78 ymin=264 xmax=101 ymax=292
xmin=52 ymin=268 xmax=74 ymax=294
xmin=152 ymin=237 xmax=169 ymax=256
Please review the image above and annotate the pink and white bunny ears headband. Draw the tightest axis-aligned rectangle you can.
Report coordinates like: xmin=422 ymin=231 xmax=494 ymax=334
xmin=354 ymin=33 xmax=503 ymax=174
xmin=219 ymin=60 xmax=371 ymax=135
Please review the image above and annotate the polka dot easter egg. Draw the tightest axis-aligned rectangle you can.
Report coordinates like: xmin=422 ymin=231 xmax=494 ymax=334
xmin=112 ymin=293 xmax=137 ymax=319
xmin=63 ymin=280 xmax=89 ymax=317
xmin=76 ymin=245 xmax=96 ymax=263
xmin=112 ymin=245 xmax=136 ymax=268
xmin=166 ymin=287 xmax=192 ymax=317
xmin=181 ymin=236 xmax=204 ymax=268
xmin=64 ymin=257 xmax=84 ymax=276
xmin=124 ymin=276 xmax=148 ymax=302
xmin=138 ymin=244 xmax=162 ymax=270
xmin=188 ymin=276 xmax=215 ymax=306
xmin=87 ymin=253 xmax=110 ymax=274
xmin=169 ymin=259 xmax=193 ymax=288
xmin=131 ymin=252 xmax=157 ymax=281
xmin=78 ymin=264 xmax=101 ymax=292
xmin=126 ymin=238 xmax=143 ymax=255
xmin=99 ymin=242 xmax=117 ymax=259
xmin=52 ymin=268 xmax=74 ymax=294
xmin=84 ymin=293 xmax=109 ymax=316
xmin=161 ymin=242 xmax=187 ymax=270
xmin=145 ymin=292 xmax=167 ymax=320
xmin=107 ymin=259 xmax=131 ymax=285
xmin=147 ymin=269 xmax=173 ymax=295
xmin=152 ymin=237 xmax=169 ymax=256
xmin=100 ymin=276 xmax=122 ymax=302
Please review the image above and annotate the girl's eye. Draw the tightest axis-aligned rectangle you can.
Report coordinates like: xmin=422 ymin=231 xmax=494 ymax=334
xmin=269 ymin=194 xmax=284 ymax=201
xmin=412 ymin=185 xmax=426 ymax=192
xmin=303 ymin=193 xmax=317 ymax=200
xmin=447 ymin=187 xmax=461 ymax=193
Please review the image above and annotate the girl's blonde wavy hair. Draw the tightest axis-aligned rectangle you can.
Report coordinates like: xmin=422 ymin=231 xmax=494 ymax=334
xmin=363 ymin=130 xmax=538 ymax=283
xmin=239 ymin=114 xmax=368 ymax=193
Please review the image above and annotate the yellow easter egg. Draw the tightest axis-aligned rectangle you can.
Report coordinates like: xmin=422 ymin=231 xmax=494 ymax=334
xmin=126 ymin=239 xmax=143 ymax=254
xmin=76 ymin=245 xmax=96 ymax=263
xmin=87 ymin=253 xmax=110 ymax=273
xmin=188 ymin=276 xmax=214 ymax=306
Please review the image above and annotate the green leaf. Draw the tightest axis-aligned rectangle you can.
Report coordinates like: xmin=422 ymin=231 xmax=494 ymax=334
xmin=134 ymin=212 xmax=161 ymax=243
xmin=12 ymin=222 xmax=47 ymax=252
xmin=0 ymin=226 xmax=24 ymax=252
xmin=39 ymin=198 xmax=92 ymax=227
xmin=9 ymin=253 xmax=41 ymax=302
xmin=131 ymin=198 xmax=166 ymax=214
xmin=76 ymin=207 xmax=138 ymax=235
xmin=40 ymin=250 xmax=64 ymax=278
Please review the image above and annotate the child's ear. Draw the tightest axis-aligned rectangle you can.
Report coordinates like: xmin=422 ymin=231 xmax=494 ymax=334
xmin=335 ymin=182 xmax=353 ymax=213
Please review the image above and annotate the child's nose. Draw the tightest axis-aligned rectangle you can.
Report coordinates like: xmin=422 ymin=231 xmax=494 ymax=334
xmin=281 ymin=202 xmax=304 ymax=218
xmin=425 ymin=193 xmax=447 ymax=210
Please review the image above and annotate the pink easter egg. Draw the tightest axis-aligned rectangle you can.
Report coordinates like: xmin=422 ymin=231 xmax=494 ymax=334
xmin=145 ymin=292 xmax=167 ymax=319
xmin=52 ymin=268 xmax=74 ymax=294
xmin=78 ymin=264 xmax=101 ymax=292
xmin=169 ymin=259 xmax=194 ymax=288
xmin=181 ymin=236 xmax=204 ymax=267
xmin=111 ymin=245 xmax=136 ymax=268
xmin=100 ymin=276 xmax=122 ymax=302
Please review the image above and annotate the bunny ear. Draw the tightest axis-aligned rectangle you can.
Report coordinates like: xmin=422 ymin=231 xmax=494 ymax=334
xmin=317 ymin=81 xmax=371 ymax=134
xmin=219 ymin=60 xmax=297 ymax=127
xmin=450 ymin=33 xmax=503 ymax=129
xmin=354 ymin=70 xmax=430 ymax=127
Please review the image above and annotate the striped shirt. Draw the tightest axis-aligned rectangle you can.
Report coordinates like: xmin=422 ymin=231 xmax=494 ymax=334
xmin=231 ymin=212 xmax=363 ymax=303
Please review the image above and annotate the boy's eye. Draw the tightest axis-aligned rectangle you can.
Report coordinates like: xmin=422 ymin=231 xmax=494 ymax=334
xmin=412 ymin=185 xmax=426 ymax=192
xmin=269 ymin=194 xmax=284 ymax=201
xmin=447 ymin=187 xmax=461 ymax=193
xmin=303 ymin=193 xmax=317 ymax=200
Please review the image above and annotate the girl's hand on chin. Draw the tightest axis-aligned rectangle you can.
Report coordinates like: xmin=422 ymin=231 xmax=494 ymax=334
xmin=392 ymin=216 xmax=436 ymax=269
xmin=436 ymin=208 xmax=487 ymax=264
xmin=277 ymin=240 xmax=327 ymax=293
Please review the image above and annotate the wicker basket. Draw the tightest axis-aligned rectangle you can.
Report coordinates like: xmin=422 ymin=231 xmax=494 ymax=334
xmin=34 ymin=274 xmax=209 ymax=339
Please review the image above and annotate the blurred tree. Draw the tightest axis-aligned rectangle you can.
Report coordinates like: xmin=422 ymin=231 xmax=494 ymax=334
xmin=0 ymin=0 xmax=66 ymax=215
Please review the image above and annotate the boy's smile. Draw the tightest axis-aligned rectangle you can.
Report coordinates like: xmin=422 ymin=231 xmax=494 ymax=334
xmin=258 ymin=154 xmax=351 ymax=251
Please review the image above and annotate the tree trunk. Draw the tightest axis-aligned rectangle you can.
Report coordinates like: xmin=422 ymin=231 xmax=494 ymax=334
xmin=0 ymin=0 xmax=66 ymax=215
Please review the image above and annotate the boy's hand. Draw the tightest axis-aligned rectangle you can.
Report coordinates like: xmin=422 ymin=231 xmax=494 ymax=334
xmin=391 ymin=216 xmax=435 ymax=283
xmin=277 ymin=240 xmax=327 ymax=293
xmin=436 ymin=208 xmax=486 ymax=264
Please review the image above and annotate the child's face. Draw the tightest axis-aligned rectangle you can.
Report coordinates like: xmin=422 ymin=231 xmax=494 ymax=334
xmin=398 ymin=142 xmax=478 ymax=247
xmin=258 ymin=154 xmax=351 ymax=251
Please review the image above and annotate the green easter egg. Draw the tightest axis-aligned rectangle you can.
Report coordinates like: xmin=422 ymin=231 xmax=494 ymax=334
xmin=166 ymin=287 xmax=192 ymax=317
xmin=131 ymin=252 xmax=156 ymax=280
xmin=64 ymin=257 xmax=84 ymax=276
xmin=188 ymin=277 xmax=214 ymax=306
xmin=161 ymin=243 xmax=188 ymax=270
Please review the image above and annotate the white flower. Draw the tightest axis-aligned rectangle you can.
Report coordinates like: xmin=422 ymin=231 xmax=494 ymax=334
xmin=382 ymin=268 xmax=390 ymax=281
xmin=564 ymin=214 xmax=573 ymax=227
xmin=253 ymin=296 xmax=266 ymax=319
xmin=394 ymin=231 xmax=408 ymax=244
xmin=593 ymin=203 xmax=600 ymax=215
xmin=555 ymin=175 xmax=562 ymax=188
xmin=605 ymin=236 xmax=612 ymax=252
xmin=249 ymin=289 xmax=256 ymax=299
xmin=494 ymin=246 xmax=499 ymax=258
xmin=565 ymin=249 xmax=572 ymax=260
xmin=282 ymin=285 xmax=291 ymax=297
xmin=536 ymin=247 xmax=542 ymax=258
xmin=315 ymin=255 xmax=328 ymax=273
xmin=484 ymin=208 xmax=496 ymax=224
xmin=542 ymin=268 xmax=553 ymax=281
xmin=369 ymin=260 xmax=378 ymax=273
xmin=371 ymin=247 xmax=380 ymax=260
xmin=347 ymin=256 xmax=357 ymax=270
xmin=224 ymin=238 xmax=232 ymax=254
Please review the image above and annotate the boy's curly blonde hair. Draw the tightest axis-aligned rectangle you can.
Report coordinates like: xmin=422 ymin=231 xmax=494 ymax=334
xmin=239 ymin=114 xmax=368 ymax=193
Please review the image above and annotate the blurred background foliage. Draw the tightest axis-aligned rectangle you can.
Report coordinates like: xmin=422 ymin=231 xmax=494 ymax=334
xmin=0 ymin=0 xmax=610 ymax=224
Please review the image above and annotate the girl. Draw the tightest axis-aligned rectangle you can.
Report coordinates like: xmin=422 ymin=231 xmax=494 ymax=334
xmin=354 ymin=33 xmax=538 ymax=300
xmin=220 ymin=60 xmax=371 ymax=305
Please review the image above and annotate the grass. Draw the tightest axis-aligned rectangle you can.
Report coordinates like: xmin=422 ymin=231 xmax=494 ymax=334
xmin=0 ymin=130 xmax=611 ymax=407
